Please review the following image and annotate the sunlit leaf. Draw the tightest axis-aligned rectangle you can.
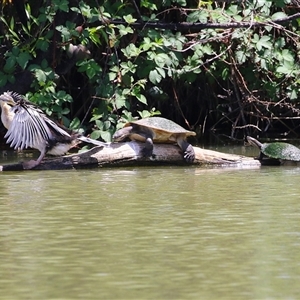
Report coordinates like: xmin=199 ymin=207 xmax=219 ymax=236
xmin=69 ymin=117 xmax=81 ymax=130
xmin=123 ymin=14 xmax=137 ymax=24
xmin=256 ymin=35 xmax=272 ymax=51
xmin=271 ymin=12 xmax=287 ymax=20
xmin=136 ymin=94 xmax=147 ymax=105
xmin=149 ymin=69 xmax=162 ymax=84
xmin=35 ymin=69 xmax=47 ymax=82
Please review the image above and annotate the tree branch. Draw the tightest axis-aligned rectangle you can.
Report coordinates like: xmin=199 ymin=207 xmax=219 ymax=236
xmin=104 ymin=12 xmax=300 ymax=33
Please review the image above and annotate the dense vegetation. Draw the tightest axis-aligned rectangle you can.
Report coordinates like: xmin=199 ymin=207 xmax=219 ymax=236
xmin=0 ymin=0 xmax=299 ymax=142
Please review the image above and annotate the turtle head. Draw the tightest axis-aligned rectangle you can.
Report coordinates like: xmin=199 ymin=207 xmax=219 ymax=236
xmin=246 ymin=136 xmax=263 ymax=149
xmin=112 ymin=126 xmax=133 ymax=142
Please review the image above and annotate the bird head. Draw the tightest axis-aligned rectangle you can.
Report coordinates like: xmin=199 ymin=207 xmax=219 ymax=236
xmin=0 ymin=91 xmax=19 ymax=107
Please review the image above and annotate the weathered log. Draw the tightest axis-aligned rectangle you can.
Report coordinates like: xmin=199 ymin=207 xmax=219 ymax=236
xmin=0 ymin=141 xmax=261 ymax=171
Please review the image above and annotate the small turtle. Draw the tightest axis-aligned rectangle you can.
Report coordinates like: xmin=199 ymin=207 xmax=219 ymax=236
xmin=247 ymin=136 xmax=300 ymax=164
xmin=113 ymin=117 xmax=196 ymax=162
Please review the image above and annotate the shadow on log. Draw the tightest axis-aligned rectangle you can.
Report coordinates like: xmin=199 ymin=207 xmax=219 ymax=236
xmin=0 ymin=141 xmax=261 ymax=171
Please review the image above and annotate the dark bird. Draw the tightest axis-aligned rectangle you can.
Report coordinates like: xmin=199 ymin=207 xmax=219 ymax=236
xmin=0 ymin=91 xmax=106 ymax=169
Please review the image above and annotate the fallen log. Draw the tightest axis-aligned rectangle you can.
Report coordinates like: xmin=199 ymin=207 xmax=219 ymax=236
xmin=0 ymin=141 xmax=261 ymax=171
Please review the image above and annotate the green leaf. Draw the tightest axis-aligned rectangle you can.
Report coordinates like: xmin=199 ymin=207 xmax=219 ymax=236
xmin=156 ymin=67 xmax=166 ymax=78
xmin=0 ymin=72 xmax=7 ymax=87
xmin=289 ymin=89 xmax=298 ymax=100
xmin=221 ymin=68 xmax=229 ymax=80
xmin=115 ymin=94 xmax=127 ymax=109
xmin=154 ymin=53 xmax=171 ymax=67
xmin=69 ymin=117 xmax=81 ymax=130
xmin=7 ymin=74 xmax=15 ymax=84
xmin=136 ymin=94 xmax=147 ymax=105
xmin=121 ymin=44 xmax=141 ymax=58
xmin=10 ymin=16 xmax=15 ymax=31
xmin=235 ymin=50 xmax=247 ymax=64
xmin=281 ymin=49 xmax=294 ymax=63
xmin=276 ymin=61 xmax=294 ymax=74
xmin=274 ymin=37 xmax=286 ymax=49
xmin=36 ymin=39 xmax=50 ymax=51
xmin=140 ymin=0 xmax=157 ymax=10
xmin=120 ymin=61 xmax=137 ymax=75
xmin=271 ymin=12 xmax=287 ymax=20
xmin=3 ymin=56 xmax=16 ymax=73
xmin=175 ymin=0 xmax=186 ymax=6
xmin=201 ymin=44 xmax=213 ymax=55
xmin=100 ymin=131 xmax=112 ymax=142
xmin=16 ymin=52 xmax=31 ymax=69
xmin=123 ymin=14 xmax=137 ymax=24
xmin=149 ymin=69 xmax=162 ymax=84
xmin=82 ymin=60 xmax=101 ymax=79
xmin=12 ymin=47 xmax=19 ymax=56
xmin=90 ymin=130 xmax=102 ymax=140
xmin=256 ymin=36 xmax=272 ymax=51
xmin=53 ymin=0 xmax=69 ymax=12
xmin=55 ymin=25 xmax=71 ymax=42
xmin=35 ymin=69 xmax=47 ymax=82
xmin=88 ymin=26 xmax=105 ymax=46
xmin=117 ymin=24 xmax=133 ymax=36
xmin=60 ymin=107 xmax=70 ymax=115
xmin=0 ymin=16 xmax=9 ymax=28
xmin=187 ymin=11 xmax=208 ymax=23
xmin=138 ymin=109 xmax=160 ymax=118
xmin=41 ymin=59 xmax=48 ymax=70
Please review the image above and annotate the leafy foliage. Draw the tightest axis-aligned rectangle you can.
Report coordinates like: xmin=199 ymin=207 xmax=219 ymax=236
xmin=0 ymin=0 xmax=300 ymax=140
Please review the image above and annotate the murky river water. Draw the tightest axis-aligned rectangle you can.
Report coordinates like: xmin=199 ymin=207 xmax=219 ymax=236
xmin=0 ymin=147 xmax=300 ymax=299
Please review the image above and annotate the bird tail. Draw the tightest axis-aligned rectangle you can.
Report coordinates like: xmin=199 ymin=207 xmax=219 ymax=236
xmin=77 ymin=136 xmax=108 ymax=147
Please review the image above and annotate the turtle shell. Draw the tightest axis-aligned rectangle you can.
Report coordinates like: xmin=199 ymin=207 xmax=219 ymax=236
xmin=261 ymin=142 xmax=300 ymax=161
xmin=126 ymin=117 xmax=196 ymax=142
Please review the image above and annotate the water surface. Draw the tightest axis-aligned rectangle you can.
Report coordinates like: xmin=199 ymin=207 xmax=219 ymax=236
xmin=0 ymin=150 xmax=300 ymax=299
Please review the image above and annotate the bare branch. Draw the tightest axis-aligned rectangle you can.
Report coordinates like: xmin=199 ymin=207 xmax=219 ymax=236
xmin=102 ymin=12 xmax=300 ymax=33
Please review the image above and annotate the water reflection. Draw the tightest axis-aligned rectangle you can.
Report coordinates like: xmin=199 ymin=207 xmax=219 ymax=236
xmin=0 ymin=157 xmax=300 ymax=299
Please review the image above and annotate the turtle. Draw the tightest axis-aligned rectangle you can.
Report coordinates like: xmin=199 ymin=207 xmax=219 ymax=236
xmin=113 ymin=117 xmax=196 ymax=162
xmin=247 ymin=136 xmax=300 ymax=165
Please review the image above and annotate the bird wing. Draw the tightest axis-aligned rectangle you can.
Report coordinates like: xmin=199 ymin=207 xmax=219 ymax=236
xmin=4 ymin=103 xmax=63 ymax=151
xmin=43 ymin=115 xmax=73 ymax=138
xmin=20 ymin=99 xmax=72 ymax=139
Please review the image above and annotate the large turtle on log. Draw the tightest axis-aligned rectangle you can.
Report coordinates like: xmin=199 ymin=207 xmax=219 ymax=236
xmin=247 ymin=136 xmax=300 ymax=165
xmin=113 ymin=117 xmax=196 ymax=162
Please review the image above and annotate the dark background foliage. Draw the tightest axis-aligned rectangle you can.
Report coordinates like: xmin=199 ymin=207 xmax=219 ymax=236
xmin=0 ymin=0 xmax=300 ymax=143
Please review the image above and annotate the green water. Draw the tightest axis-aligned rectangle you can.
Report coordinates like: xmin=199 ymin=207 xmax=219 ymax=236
xmin=0 ymin=149 xmax=300 ymax=299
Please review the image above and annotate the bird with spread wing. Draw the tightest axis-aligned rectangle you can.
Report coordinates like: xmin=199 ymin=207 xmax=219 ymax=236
xmin=0 ymin=91 xmax=106 ymax=169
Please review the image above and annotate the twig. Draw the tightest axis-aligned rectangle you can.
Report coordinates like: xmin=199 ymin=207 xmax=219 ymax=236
xmin=172 ymin=84 xmax=191 ymax=129
xmin=131 ymin=0 xmax=142 ymax=20
xmin=233 ymin=124 xmax=262 ymax=131
xmin=229 ymin=50 xmax=249 ymax=137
